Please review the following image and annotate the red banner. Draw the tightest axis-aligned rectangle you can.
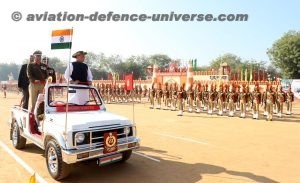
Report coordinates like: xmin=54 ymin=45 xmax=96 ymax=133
xmin=125 ymin=74 xmax=133 ymax=91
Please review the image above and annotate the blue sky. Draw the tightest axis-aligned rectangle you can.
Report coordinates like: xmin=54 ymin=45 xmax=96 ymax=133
xmin=1 ymin=0 xmax=299 ymax=66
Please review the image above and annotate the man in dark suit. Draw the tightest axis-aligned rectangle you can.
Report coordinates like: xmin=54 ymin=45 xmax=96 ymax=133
xmin=18 ymin=55 xmax=33 ymax=109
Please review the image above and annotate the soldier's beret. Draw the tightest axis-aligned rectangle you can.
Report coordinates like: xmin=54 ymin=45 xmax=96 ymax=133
xmin=72 ymin=51 xmax=87 ymax=58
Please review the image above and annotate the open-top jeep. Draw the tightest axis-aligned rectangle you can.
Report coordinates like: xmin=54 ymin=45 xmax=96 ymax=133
xmin=9 ymin=83 xmax=140 ymax=180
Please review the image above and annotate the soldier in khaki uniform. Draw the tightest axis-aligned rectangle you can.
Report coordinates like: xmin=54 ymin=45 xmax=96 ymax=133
xmin=276 ymin=85 xmax=286 ymax=117
xmin=218 ymin=84 xmax=226 ymax=116
xmin=149 ymin=84 xmax=155 ymax=109
xmin=239 ymin=84 xmax=249 ymax=118
xmin=27 ymin=50 xmax=48 ymax=112
xmin=187 ymin=85 xmax=194 ymax=112
xmin=163 ymin=83 xmax=171 ymax=110
xmin=195 ymin=83 xmax=203 ymax=113
xmin=286 ymin=85 xmax=294 ymax=115
xmin=177 ymin=85 xmax=184 ymax=116
xmin=171 ymin=84 xmax=178 ymax=111
xmin=266 ymin=85 xmax=276 ymax=121
xmin=252 ymin=83 xmax=261 ymax=119
xmin=156 ymin=83 xmax=163 ymax=109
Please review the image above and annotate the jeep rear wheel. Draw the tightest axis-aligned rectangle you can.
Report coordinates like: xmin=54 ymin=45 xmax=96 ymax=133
xmin=45 ymin=139 xmax=70 ymax=180
xmin=121 ymin=150 xmax=132 ymax=162
xmin=12 ymin=122 xmax=26 ymax=149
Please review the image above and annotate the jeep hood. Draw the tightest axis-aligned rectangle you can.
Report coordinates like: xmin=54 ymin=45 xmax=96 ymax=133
xmin=47 ymin=111 xmax=132 ymax=131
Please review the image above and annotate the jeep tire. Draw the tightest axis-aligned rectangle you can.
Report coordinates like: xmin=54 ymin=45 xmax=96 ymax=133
xmin=45 ymin=139 xmax=70 ymax=180
xmin=11 ymin=122 xmax=26 ymax=149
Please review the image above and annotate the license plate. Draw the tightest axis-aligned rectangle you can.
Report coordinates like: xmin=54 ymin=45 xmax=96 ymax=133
xmin=103 ymin=132 xmax=118 ymax=154
xmin=99 ymin=153 xmax=122 ymax=166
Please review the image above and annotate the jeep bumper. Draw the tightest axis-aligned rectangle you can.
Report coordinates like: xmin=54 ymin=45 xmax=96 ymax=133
xmin=61 ymin=137 xmax=140 ymax=164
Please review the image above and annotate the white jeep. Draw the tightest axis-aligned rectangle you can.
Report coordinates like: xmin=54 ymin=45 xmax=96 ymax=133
xmin=9 ymin=83 xmax=140 ymax=180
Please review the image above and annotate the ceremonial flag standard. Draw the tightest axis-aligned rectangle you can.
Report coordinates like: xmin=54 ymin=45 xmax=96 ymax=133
xmin=125 ymin=74 xmax=133 ymax=91
xmin=51 ymin=29 xmax=73 ymax=49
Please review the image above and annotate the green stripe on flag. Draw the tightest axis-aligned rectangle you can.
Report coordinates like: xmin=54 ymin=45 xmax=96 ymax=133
xmin=51 ymin=42 xmax=72 ymax=49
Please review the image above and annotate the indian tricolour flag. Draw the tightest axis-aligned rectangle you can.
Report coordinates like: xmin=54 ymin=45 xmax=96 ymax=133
xmin=51 ymin=29 xmax=73 ymax=49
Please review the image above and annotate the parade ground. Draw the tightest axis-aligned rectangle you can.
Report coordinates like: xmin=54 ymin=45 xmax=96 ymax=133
xmin=0 ymin=93 xmax=300 ymax=183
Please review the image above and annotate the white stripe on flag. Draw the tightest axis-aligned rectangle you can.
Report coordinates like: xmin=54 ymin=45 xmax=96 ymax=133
xmin=51 ymin=35 xmax=72 ymax=44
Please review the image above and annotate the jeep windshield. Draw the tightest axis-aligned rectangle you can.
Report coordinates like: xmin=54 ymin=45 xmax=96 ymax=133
xmin=47 ymin=85 xmax=102 ymax=108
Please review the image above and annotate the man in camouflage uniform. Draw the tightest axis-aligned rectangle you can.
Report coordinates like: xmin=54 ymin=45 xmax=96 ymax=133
xmin=286 ymin=85 xmax=294 ymax=115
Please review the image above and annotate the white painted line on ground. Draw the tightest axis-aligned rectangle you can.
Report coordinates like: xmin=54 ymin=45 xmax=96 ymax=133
xmin=133 ymin=151 xmax=160 ymax=162
xmin=0 ymin=141 xmax=47 ymax=183
xmin=154 ymin=133 xmax=213 ymax=146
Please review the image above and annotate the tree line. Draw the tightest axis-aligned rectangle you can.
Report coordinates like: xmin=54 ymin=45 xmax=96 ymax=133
xmin=0 ymin=30 xmax=299 ymax=81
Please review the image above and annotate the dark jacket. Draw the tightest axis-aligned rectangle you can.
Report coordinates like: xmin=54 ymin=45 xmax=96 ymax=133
xmin=18 ymin=64 xmax=29 ymax=88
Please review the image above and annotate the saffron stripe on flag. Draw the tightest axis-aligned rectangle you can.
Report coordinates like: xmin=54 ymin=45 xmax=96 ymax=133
xmin=51 ymin=42 xmax=72 ymax=49
xmin=51 ymin=29 xmax=73 ymax=37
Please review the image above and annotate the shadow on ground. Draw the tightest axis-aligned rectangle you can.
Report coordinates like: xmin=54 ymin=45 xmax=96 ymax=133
xmin=57 ymin=146 xmax=279 ymax=183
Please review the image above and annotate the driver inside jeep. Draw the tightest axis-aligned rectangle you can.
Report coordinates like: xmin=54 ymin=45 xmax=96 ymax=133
xmin=68 ymin=89 xmax=89 ymax=105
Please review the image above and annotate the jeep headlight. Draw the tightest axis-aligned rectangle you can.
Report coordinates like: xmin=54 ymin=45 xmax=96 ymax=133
xmin=75 ymin=132 xmax=85 ymax=144
xmin=124 ymin=126 xmax=130 ymax=135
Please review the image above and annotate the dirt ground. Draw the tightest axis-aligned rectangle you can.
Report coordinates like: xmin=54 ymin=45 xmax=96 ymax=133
xmin=0 ymin=92 xmax=300 ymax=183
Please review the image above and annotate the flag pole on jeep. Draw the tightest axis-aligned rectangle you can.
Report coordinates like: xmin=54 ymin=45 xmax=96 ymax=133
xmin=51 ymin=28 xmax=73 ymax=140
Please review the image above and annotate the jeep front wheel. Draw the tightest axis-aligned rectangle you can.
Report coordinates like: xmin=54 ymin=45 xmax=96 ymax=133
xmin=45 ymin=139 xmax=70 ymax=180
xmin=11 ymin=122 xmax=26 ymax=149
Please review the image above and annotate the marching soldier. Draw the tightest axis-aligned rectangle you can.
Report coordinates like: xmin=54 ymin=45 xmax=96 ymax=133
xmin=195 ymin=83 xmax=203 ymax=113
xmin=137 ymin=85 xmax=143 ymax=103
xmin=239 ymin=84 xmax=250 ymax=118
xmin=218 ymin=84 xmax=226 ymax=116
xmin=286 ymin=85 xmax=294 ymax=115
xmin=163 ymin=83 xmax=171 ymax=110
xmin=202 ymin=84 xmax=209 ymax=111
xmin=107 ymin=84 xmax=112 ymax=104
xmin=187 ymin=85 xmax=194 ymax=112
xmin=149 ymin=84 xmax=155 ymax=109
xmin=208 ymin=84 xmax=216 ymax=115
xmin=252 ymin=83 xmax=261 ymax=119
xmin=266 ymin=85 xmax=276 ymax=121
xmin=227 ymin=84 xmax=238 ymax=117
xmin=177 ymin=85 xmax=184 ymax=116
xmin=156 ymin=83 xmax=163 ymax=109
xmin=116 ymin=85 xmax=121 ymax=103
xmin=171 ymin=84 xmax=178 ymax=111
xmin=276 ymin=85 xmax=286 ymax=117
xmin=262 ymin=83 xmax=270 ymax=116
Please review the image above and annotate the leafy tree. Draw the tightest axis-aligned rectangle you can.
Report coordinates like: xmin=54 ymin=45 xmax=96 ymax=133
xmin=149 ymin=54 xmax=172 ymax=69
xmin=210 ymin=53 xmax=243 ymax=71
xmin=267 ymin=30 xmax=300 ymax=79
